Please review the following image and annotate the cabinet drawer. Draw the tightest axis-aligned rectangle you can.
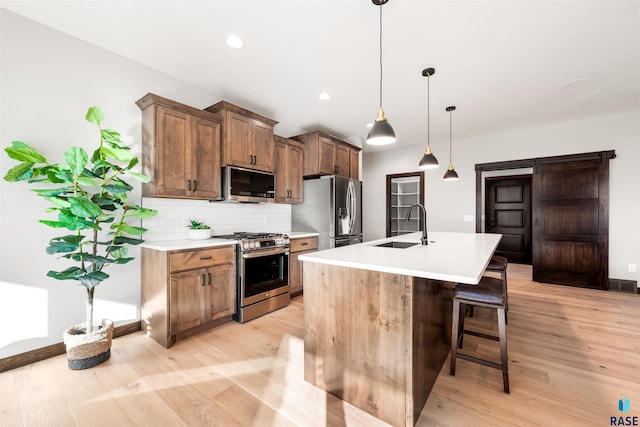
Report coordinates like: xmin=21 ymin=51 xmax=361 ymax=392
xmin=291 ymin=237 xmax=318 ymax=252
xmin=170 ymin=246 xmax=235 ymax=272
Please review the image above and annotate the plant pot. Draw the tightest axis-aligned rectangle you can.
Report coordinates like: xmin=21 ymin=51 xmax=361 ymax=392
xmin=187 ymin=229 xmax=212 ymax=240
xmin=63 ymin=319 xmax=114 ymax=370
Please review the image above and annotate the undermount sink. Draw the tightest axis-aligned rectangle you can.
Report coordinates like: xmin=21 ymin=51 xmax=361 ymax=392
xmin=374 ymin=241 xmax=419 ymax=249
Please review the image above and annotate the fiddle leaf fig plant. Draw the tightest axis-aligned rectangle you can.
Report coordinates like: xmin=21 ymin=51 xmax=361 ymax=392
xmin=3 ymin=106 xmax=158 ymax=333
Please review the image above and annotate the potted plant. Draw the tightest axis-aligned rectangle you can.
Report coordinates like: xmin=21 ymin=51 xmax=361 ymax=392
xmin=3 ymin=106 xmax=157 ymax=369
xmin=187 ymin=219 xmax=212 ymax=240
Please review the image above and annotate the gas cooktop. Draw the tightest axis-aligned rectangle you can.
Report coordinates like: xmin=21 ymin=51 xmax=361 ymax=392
xmin=213 ymin=232 xmax=287 ymax=240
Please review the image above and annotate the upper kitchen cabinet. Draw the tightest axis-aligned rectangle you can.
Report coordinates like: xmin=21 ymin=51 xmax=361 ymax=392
xmin=136 ymin=93 xmax=222 ymax=200
xmin=274 ymin=135 xmax=304 ymax=203
xmin=205 ymin=101 xmax=278 ymax=173
xmin=290 ymin=131 xmax=361 ymax=179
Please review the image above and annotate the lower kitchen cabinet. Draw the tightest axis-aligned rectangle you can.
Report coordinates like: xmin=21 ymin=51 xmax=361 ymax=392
xmin=141 ymin=245 xmax=236 ymax=348
xmin=289 ymin=236 xmax=318 ymax=297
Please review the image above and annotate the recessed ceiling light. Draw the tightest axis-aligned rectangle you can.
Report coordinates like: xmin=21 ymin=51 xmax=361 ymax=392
xmin=226 ymin=35 xmax=244 ymax=49
xmin=318 ymin=92 xmax=330 ymax=101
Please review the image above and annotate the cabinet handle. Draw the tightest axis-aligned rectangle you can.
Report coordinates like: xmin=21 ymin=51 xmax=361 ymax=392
xmin=201 ymin=273 xmax=206 ymax=286
xmin=301 ymin=242 xmax=308 ymax=246
xmin=253 ymin=154 xmax=257 ymax=165
xmin=334 ymin=165 xmax=338 ymax=173
xmin=200 ymin=256 xmax=213 ymax=260
xmin=193 ymin=180 xmax=197 ymax=191
xmin=187 ymin=180 xmax=192 ymax=191
xmin=208 ymin=272 xmax=212 ymax=285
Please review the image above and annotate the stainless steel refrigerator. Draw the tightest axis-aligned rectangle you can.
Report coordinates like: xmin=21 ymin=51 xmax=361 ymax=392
xmin=292 ymin=175 xmax=362 ymax=250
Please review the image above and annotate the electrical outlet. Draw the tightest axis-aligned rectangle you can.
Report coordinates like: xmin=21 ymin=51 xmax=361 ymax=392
xmin=629 ymin=264 xmax=637 ymax=273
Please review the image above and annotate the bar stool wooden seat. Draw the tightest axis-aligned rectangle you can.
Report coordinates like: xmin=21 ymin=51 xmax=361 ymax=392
xmin=450 ymin=276 xmax=509 ymax=394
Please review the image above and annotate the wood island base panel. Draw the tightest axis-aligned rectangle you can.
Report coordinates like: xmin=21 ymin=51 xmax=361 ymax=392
xmin=303 ymin=262 xmax=454 ymax=427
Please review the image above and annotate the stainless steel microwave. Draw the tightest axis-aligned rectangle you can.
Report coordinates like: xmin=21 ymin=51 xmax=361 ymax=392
xmin=223 ymin=166 xmax=275 ymax=203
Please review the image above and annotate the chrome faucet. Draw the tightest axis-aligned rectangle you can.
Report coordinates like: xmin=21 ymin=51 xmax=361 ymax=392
xmin=405 ymin=203 xmax=429 ymax=245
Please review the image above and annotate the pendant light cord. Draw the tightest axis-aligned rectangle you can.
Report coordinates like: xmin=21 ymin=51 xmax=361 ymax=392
xmin=449 ymin=109 xmax=453 ymax=164
xmin=427 ymin=74 xmax=430 ymax=148
xmin=378 ymin=4 xmax=383 ymax=109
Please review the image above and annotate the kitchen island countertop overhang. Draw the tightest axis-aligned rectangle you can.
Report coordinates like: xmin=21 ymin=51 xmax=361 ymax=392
xmin=299 ymin=231 xmax=502 ymax=284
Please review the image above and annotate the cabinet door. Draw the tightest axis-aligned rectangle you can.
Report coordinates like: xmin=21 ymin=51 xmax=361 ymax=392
xmin=170 ymin=268 xmax=208 ymax=334
xmin=289 ymin=251 xmax=303 ymax=294
xmin=252 ymin=120 xmax=275 ymax=172
xmin=225 ymin=111 xmax=252 ymax=168
xmin=208 ymin=263 xmax=236 ymax=321
xmin=288 ymin=144 xmax=304 ymax=203
xmin=318 ymin=136 xmax=336 ymax=175
xmin=192 ymin=117 xmax=222 ymax=200
xmin=156 ymin=106 xmax=191 ymax=197
xmin=274 ymin=142 xmax=288 ymax=203
xmin=349 ymin=148 xmax=359 ymax=180
xmin=334 ymin=143 xmax=350 ymax=177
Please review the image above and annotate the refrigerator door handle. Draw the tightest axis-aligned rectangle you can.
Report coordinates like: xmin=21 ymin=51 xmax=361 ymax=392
xmin=347 ymin=180 xmax=357 ymax=234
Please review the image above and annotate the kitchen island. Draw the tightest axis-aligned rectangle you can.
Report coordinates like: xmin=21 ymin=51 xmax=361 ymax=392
xmin=299 ymin=231 xmax=501 ymax=426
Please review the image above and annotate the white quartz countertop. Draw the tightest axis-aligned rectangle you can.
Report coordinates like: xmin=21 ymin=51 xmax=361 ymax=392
xmin=140 ymin=238 xmax=237 ymax=251
xmin=299 ymin=231 xmax=501 ymax=284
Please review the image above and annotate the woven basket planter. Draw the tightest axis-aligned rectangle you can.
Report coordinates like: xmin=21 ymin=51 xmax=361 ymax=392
xmin=63 ymin=319 xmax=114 ymax=370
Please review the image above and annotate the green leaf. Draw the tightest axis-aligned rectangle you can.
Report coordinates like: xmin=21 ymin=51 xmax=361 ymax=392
xmin=47 ymin=196 xmax=71 ymax=208
xmin=85 ymin=106 xmax=104 ymax=125
xmin=101 ymin=129 xmax=122 ymax=144
xmin=91 ymin=195 xmax=119 ymax=211
xmin=75 ymin=176 xmax=100 ymax=186
xmin=124 ymin=206 xmax=158 ymax=219
xmin=4 ymin=162 xmax=34 ymax=181
xmin=110 ymin=257 xmax=134 ymax=264
xmin=40 ymin=219 xmax=73 ymax=229
xmin=68 ymin=253 xmax=111 ymax=266
xmin=113 ymin=236 xmax=143 ymax=245
xmin=109 ymin=246 xmax=128 ymax=258
xmin=104 ymin=181 xmax=133 ymax=194
xmin=46 ymin=241 xmax=79 ymax=254
xmin=5 ymin=142 xmax=46 ymax=163
xmin=32 ymin=187 xmax=70 ymax=197
xmin=113 ymin=223 xmax=147 ymax=236
xmin=63 ymin=147 xmax=88 ymax=176
xmin=54 ymin=169 xmax=74 ymax=183
xmin=47 ymin=267 xmax=85 ymax=281
xmin=51 ymin=235 xmax=85 ymax=244
xmin=101 ymin=145 xmax=133 ymax=162
xmin=69 ymin=197 xmax=102 ymax=218
xmin=123 ymin=170 xmax=151 ymax=183
xmin=78 ymin=273 xmax=106 ymax=289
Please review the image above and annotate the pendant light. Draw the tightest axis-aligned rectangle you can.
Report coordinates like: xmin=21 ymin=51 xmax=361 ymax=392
xmin=367 ymin=0 xmax=395 ymax=145
xmin=418 ymin=68 xmax=439 ymax=169
xmin=443 ymin=106 xmax=459 ymax=181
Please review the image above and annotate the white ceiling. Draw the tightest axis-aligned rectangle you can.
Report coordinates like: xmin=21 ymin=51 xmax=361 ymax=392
xmin=2 ymin=0 xmax=639 ymax=154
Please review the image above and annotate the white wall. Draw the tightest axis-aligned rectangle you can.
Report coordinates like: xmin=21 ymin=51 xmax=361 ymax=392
xmin=0 ymin=10 xmax=289 ymax=358
xmin=363 ymin=110 xmax=640 ymax=284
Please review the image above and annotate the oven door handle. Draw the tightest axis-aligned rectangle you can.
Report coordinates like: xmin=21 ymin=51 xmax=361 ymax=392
xmin=241 ymin=247 xmax=289 ymax=259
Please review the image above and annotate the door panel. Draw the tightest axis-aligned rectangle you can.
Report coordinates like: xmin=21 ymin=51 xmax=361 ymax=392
xmin=157 ymin=106 xmax=190 ymax=197
xmin=486 ymin=176 xmax=532 ymax=263
xmin=532 ymin=160 xmax=608 ymax=289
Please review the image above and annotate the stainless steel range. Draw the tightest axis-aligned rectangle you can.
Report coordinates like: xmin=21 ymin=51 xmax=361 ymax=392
xmin=213 ymin=232 xmax=290 ymax=323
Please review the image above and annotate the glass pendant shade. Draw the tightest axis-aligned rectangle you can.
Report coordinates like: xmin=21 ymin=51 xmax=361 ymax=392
xmin=418 ymin=146 xmax=439 ymax=169
xmin=367 ymin=108 xmax=396 ymax=145
xmin=443 ymin=164 xmax=459 ymax=181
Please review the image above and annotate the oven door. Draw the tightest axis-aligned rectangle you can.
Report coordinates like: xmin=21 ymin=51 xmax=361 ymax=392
xmin=240 ymin=247 xmax=290 ymax=307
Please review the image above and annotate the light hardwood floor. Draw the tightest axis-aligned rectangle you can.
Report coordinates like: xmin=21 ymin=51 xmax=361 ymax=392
xmin=1 ymin=270 xmax=639 ymax=426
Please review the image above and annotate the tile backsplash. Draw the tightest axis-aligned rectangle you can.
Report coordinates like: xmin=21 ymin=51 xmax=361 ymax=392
xmin=141 ymin=197 xmax=292 ymax=241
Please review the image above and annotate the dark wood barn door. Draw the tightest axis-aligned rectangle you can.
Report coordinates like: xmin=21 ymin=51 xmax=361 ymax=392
xmin=532 ymin=158 xmax=610 ymax=289
xmin=485 ymin=176 xmax=532 ymax=263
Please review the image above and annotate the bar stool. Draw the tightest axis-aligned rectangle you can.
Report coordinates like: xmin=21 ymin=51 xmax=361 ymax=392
xmin=450 ymin=276 xmax=509 ymax=394
xmin=469 ymin=255 xmax=508 ymax=318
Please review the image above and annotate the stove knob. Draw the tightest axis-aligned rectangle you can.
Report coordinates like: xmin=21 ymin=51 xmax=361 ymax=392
xmin=243 ymin=242 xmax=250 ymax=250
xmin=249 ymin=241 xmax=255 ymax=249
xmin=255 ymin=241 xmax=261 ymax=248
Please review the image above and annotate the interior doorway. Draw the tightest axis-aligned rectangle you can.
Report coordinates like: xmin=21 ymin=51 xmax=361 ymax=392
xmin=485 ymin=175 xmax=532 ymax=264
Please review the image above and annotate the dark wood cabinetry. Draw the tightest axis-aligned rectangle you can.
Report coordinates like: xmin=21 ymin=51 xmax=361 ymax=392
xmin=289 ymin=236 xmax=318 ymax=297
xmin=136 ymin=93 xmax=222 ymax=200
xmin=205 ymin=101 xmax=278 ymax=172
xmin=274 ymin=135 xmax=304 ymax=203
xmin=141 ymin=245 xmax=236 ymax=348
xmin=291 ymin=131 xmax=360 ymax=179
